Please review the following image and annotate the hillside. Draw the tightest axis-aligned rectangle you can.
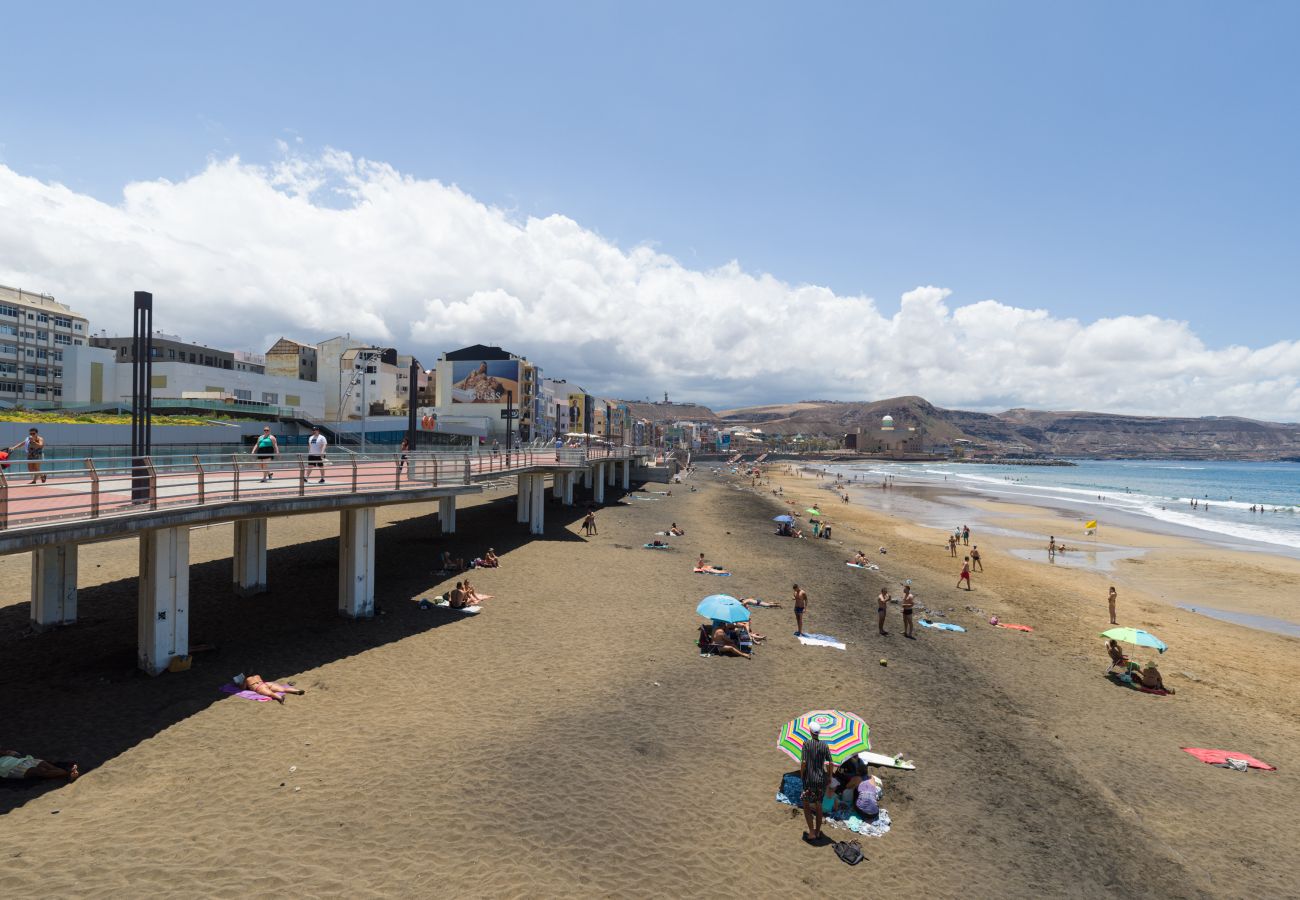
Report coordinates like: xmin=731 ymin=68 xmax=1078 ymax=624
xmin=620 ymin=400 xmax=721 ymax=425
xmin=717 ymin=397 xmax=1300 ymax=460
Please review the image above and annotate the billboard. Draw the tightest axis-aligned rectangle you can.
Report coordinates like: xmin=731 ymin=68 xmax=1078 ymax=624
xmin=567 ymin=393 xmax=586 ymax=432
xmin=450 ymin=360 xmax=520 ymax=404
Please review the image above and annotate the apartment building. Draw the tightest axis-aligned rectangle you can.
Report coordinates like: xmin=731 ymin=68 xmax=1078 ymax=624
xmin=0 ymin=284 xmax=89 ymax=405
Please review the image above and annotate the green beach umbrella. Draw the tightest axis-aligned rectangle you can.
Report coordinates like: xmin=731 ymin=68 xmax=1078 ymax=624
xmin=1101 ymin=627 xmax=1167 ymax=654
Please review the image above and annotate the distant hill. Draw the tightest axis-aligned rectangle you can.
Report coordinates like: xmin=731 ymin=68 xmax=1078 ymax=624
xmin=716 ymin=396 xmax=1300 ymax=461
xmin=620 ymin=400 xmax=722 ymax=425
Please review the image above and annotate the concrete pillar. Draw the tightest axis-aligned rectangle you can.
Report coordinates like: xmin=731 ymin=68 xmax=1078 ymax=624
xmin=138 ymin=527 xmax=189 ymax=676
xmin=516 ymin=475 xmax=532 ymax=523
xmin=439 ymin=495 xmax=457 ymax=534
xmin=31 ymin=544 xmax=77 ymax=630
xmin=593 ymin=466 xmax=606 ymax=504
xmin=607 ymin=461 xmax=617 ymax=485
xmin=553 ymin=473 xmax=563 ymax=500
xmin=563 ymin=471 xmax=575 ymax=505
xmin=232 ymin=518 xmax=268 ymax=597
xmin=338 ymin=507 xmax=376 ymax=619
xmin=529 ymin=474 xmax=546 ymax=535
xmin=583 ymin=466 xmax=593 ymax=489
xmin=622 ymin=459 xmax=631 ymax=490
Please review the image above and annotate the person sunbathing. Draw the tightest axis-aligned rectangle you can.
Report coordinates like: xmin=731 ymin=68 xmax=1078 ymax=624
xmin=438 ymin=550 xmax=464 ymax=573
xmin=481 ymin=549 xmax=500 ymax=568
xmin=739 ymin=597 xmax=782 ymax=608
xmin=852 ymin=551 xmax=868 ymax=565
xmin=669 ymin=523 xmax=685 ymax=536
xmin=235 ymin=673 xmax=305 ymax=703
xmin=1 ymin=750 xmax=79 ymax=782
xmin=1136 ymin=662 xmax=1174 ymax=693
xmin=710 ymin=626 xmax=751 ymax=659
xmin=729 ymin=622 xmax=765 ymax=642
xmin=461 ymin=579 xmax=492 ymax=604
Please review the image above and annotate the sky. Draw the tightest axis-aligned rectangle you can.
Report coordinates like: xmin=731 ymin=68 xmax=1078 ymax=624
xmin=1 ymin=1 xmax=1297 ymax=420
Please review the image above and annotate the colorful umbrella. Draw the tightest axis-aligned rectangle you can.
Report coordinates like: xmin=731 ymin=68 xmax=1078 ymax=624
xmin=778 ymin=709 xmax=870 ymax=764
xmin=773 ymin=514 xmax=794 ymax=523
xmin=1101 ymin=627 xmax=1167 ymax=654
xmin=806 ymin=508 xmax=821 ymax=515
xmin=697 ymin=594 xmax=750 ymax=623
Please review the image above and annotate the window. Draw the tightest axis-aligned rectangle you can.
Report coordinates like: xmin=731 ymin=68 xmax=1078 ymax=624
xmin=21 ymin=330 xmax=35 ymax=339
xmin=29 ymin=366 xmax=48 ymax=377
xmin=0 ymin=362 xmax=16 ymax=375
xmin=36 ymin=349 xmax=48 ymax=359
xmin=74 ymin=323 xmax=83 ymax=331
xmin=168 ymin=349 xmax=175 ymax=359
xmin=0 ymin=304 xmax=17 ymax=317
xmin=36 ymin=313 xmax=49 ymax=324
xmin=35 ymin=330 xmax=49 ymax=341
xmin=73 ymin=339 xmax=82 ymax=346
xmin=53 ymin=316 xmax=72 ymax=328
xmin=234 ymin=389 xmax=252 ymax=401
xmin=53 ymin=387 xmax=62 ymax=397
xmin=261 ymin=392 xmax=278 ymax=404
xmin=189 ymin=353 xmax=196 ymax=363
xmin=54 ymin=334 xmax=72 ymax=345
xmin=52 ymin=350 xmax=62 ymax=361
xmin=53 ymin=367 xmax=62 ymax=378
xmin=0 ymin=342 xmax=15 ymax=355
xmin=0 ymin=324 xmax=16 ymax=336
xmin=0 ymin=380 xmax=20 ymax=393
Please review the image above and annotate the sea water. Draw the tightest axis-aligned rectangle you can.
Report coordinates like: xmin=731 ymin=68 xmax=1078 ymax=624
xmin=830 ymin=459 xmax=1300 ymax=553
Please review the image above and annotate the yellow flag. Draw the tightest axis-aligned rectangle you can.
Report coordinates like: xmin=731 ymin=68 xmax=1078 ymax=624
xmin=1085 ymin=520 xmax=1097 ymax=529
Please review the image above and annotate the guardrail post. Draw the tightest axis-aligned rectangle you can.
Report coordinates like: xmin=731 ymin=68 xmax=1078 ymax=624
xmin=395 ymin=456 xmax=402 ymax=490
xmin=351 ymin=456 xmax=359 ymax=493
xmin=193 ymin=456 xmax=205 ymax=505
xmin=86 ymin=459 xmax=100 ymax=518
xmin=0 ymin=468 xmax=7 ymax=530
xmin=298 ymin=457 xmax=307 ymax=496
xmin=145 ymin=457 xmax=159 ymax=510
xmin=464 ymin=455 xmax=471 ymax=483
xmin=232 ymin=454 xmax=241 ymax=502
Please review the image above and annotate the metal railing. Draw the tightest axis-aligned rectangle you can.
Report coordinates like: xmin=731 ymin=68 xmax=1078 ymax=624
xmin=0 ymin=445 xmax=647 ymax=532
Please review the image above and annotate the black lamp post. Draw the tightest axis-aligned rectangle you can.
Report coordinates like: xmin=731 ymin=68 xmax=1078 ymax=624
xmin=130 ymin=291 xmax=153 ymax=502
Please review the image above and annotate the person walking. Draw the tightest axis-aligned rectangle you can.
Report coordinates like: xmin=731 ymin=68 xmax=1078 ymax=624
xmin=1108 ymin=586 xmax=1118 ymax=625
xmin=957 ymin=557 xmax=972 ymax=590
xmin=398 ymin=436 xmax=410 ymax=476
xmin=901 ymin=583 xmax=915 ymax=639
xmin=251 ymin=426 xmax=279 ymax=481
xmin=799 ymin=726 xmax=834 ymax=843
xmin=8 ymin=428 xmax=46 ymax=484
xmin=970 ymin=545 xmax=983 ymax=572
xmin=306 ymin=426 xmax=327 ymax=484
xmin=876 ymin=587 xmax=890 ymax=636
xmin=1048 ymin=536 xmax=1057 ymax=560
xmin=792 ymin=584 xmax=808 ymax=636
xmin=583 ymin=510 xmax=597 ymax=536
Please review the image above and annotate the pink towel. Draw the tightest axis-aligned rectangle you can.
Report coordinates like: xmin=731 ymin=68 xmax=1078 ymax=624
xmin=995 ymin=623 xmax=1034 ymax=632
xmin=1181 ymin=748 xmax=1276 ymax=770
xmin=220 ymin=683 xmax=281 ymax=702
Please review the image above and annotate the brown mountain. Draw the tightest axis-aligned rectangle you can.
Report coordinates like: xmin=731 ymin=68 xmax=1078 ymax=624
xmin=715 ymin=396 xmax=1300 ymax=460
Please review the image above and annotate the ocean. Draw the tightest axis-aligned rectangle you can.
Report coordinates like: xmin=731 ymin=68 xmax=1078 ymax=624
xmin=828 ymin=459 xmax=1300 ymax=553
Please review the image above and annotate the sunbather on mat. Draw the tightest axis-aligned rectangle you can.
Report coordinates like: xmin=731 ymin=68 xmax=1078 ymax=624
xmin=234 ymin=673 xmax=305 ymax=703
xmin=740 ymin=597 xmax=782 ymax=608
xmin=1 ymin=750 xmax=79 ymax=782
xmin=706 ymin=625 xmax=751 ymax=658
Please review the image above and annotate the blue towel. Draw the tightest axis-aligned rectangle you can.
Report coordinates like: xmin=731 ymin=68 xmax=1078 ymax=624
xmin=919 ymin=619 xmax=965 ymax=633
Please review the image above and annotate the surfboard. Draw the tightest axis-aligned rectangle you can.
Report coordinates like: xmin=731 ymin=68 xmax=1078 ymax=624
xmin=859 ymin=751 xmax=916 ymax=770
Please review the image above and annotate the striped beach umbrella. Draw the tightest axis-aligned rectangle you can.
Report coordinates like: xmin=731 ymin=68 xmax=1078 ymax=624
xmin=777 ymin=709 xmax=870 ymax=764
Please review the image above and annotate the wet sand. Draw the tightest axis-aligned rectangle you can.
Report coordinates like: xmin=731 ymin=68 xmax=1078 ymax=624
xmin=0 ymin=471 xmax=1296 ymax=898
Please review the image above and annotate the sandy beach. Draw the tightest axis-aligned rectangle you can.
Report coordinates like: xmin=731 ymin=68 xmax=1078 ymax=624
xmin=1 ymin=467 xmax=1297 ymax=898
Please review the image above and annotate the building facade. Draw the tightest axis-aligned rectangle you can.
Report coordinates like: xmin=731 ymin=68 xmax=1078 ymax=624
xmin=265 ymin=337 xmax=319 ymax=382
xmin=0 ymin=284 xmax=89 ymax=405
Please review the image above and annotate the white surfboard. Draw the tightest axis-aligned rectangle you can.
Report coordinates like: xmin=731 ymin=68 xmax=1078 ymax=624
xmin=859 ymin=751 xmax=916 ymax=770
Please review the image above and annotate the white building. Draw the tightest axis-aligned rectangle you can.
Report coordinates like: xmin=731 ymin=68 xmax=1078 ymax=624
xmin=0 ymin=283 xmax=90 ymax=406
xmin=63 ymin=345 xmax=325 ymax=419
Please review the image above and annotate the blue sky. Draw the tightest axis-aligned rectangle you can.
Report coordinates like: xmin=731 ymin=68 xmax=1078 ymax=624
xmin=1 ymin=2 xmax=1298 ymax=416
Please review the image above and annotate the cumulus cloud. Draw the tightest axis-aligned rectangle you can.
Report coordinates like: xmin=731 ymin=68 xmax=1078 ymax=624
xmin=1 ymin=149 xmax=1296 ymax=421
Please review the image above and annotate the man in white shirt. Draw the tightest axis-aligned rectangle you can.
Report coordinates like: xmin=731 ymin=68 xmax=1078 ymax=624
xmin=306 ymin=426 xmax=327 ymax=484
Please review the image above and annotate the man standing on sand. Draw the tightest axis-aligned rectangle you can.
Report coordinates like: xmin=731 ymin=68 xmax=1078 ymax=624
xmin=877 ymin=587 xmax=890 ymax=636
xmin=800 ymin=726 xmax=833 ymax=842
xmin=970 ymin=545 xmax=983 ymax=572
xmin=902 ymin=583 xmax=915 ymax=639
xmin=792 ymin=584 xmax=808 ymax=636
xmin=962 ymin=524 xmax=970 ymax=546
xmin=957 ymin=557 xmax=972 ymax=590
xmin=1108 ymin=586 xmax=1118 ymax=625
xmin=1048 ymin=536 xmax=1057 ymax=560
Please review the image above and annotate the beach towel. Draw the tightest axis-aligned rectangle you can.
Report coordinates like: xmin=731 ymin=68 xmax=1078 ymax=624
xmin=1106 ymin=673 xmax=1170 ymax=695
xmin=995 ymin=623 xmax=1034 ymax=632
xmin=776 ymin=773 xmax=891 ymax=837
xmin=919 ymin=619 xmax=965 ymax=633
xmin=643 ymin=543 xmax=671 ymax=550
xmin=693 ymin=568 xmax=731 ymax=576
xmin=1181 ymin=748 xmax=1275 ymax=771
xmin=220 ymin=683 xmax=280 ymax=702
xmin=797 ymin=633 xmax=846 ymax=650
xmin=434 ymin=600 xmax=482 ymax=614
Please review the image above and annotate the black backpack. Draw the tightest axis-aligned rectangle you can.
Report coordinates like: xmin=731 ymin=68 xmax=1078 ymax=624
xmin=834 ymin=839 xmax=864 ymax=866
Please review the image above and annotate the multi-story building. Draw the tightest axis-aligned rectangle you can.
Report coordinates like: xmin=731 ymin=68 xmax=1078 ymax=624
xmin=432 ymin=344 xmax=537 ymax=443
xmin=339 ymin=346 xmax=399 ymax=418
xmin=0 ymin=284 xmax=89 ymax=405
xmin=265 ymin=337 xmax=318 ymax=382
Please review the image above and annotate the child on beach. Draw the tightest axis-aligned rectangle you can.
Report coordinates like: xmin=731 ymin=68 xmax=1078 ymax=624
xmin=957 ymin=558 xmax=972 ymax=590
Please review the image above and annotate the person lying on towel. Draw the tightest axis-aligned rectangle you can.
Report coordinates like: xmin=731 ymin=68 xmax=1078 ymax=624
xmin=234 ymin=673 xmax=306 ymax=704
xmin=669 ymin=523 xmax=685 ymax=536
xmin=1 ymin=750 xmax=78 ymax=782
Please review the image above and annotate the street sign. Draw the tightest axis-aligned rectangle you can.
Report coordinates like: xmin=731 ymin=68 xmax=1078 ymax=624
xmin=500 ymin=409 xmax=518 ymax=419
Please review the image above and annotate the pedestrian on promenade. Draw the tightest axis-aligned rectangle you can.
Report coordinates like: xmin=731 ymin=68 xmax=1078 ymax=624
xmin=8 ymin=428 xmax=45 ymax=484
xmin=793 ymin=584 xmax=808 ymax=636
xmin=398 ymin=436 xmax=410 ymax=476
xmin=252 ymin=426 xmax=279 ymax=482
xmin=957 ymin=557 xmax=972 ymax=590
xmin=306 ymin=426 xmax=327 ymax=484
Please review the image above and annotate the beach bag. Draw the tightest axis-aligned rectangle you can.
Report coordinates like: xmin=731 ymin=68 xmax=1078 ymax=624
xmin=834 ymin=839 xmax=864 ymax=866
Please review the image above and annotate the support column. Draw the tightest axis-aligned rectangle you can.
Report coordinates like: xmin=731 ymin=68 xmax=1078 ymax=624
xmin=138 ymin=527 xmax=189 ymax=675
xmin=583 ymin=466 xmax=593 ymax=490
xmin=232 ymin=518 xmax=268 ymax=597
xmin=622 ymin=459 xmax=631 ymax=490
xmin=530 ymin=474 xmax=546 ymax=535
xmin=31 ymin=544 xmax=77 ymax=630
xmin=338 ymin=508 xmax=376 ymax=619
xmin=563 ymin=471 xmax=575 ymax=505
xmin=516 ymin=475 xmax=532 ymax=523
xmin=439 ymin=495 xmax=457 ymax=534
xmin=593 ymin=466 xmax=606 ymax=504
xmin=607 ymin=461 xmax=617 ymax=486
xmin=553 ymin=473 xmax=563 ymax=500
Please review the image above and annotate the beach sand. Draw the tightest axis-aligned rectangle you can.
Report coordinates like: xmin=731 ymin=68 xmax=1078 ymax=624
xmin=0 ymin=469 xmax=1296 ymax=898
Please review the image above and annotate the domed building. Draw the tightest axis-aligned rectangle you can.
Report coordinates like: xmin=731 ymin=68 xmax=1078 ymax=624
xmin=881 ymin=415 xmax=895 ymax=431
xmin=843 ymin=414 xmax=925 ymax=457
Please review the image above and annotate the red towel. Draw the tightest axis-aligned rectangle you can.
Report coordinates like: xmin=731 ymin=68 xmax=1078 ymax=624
xmin=1181 ymin=748 xmax=1276 ymax=771
xmin=995 ymin=623 xmax=1034 ymax=632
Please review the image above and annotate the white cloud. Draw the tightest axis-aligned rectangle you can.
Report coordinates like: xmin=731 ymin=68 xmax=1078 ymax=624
xmin=1 ymin=149 xmax=1296 ymax=421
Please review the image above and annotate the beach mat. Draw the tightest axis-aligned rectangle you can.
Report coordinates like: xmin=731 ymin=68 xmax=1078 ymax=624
xmin=434 ymin=600 xmax=481 ymax=614
xmin=995 ymin=623 xmax=1034 ymax=632
xmin=220 ymin=683 xmax=280 ymax=702
xmin=1106 ymin=673 xmax=1170 ymax=695
xmin=643 ymin=543 xmax=670 ymax=550
xmin=845 ymin=562 xmax=880 ymax=571
xmin=797 ymin=632 xmax=846 ymax=650
xmin=1181 ymin=748 xmax=1275 ymax=770
xmin=919 ymin=619 xmax=965 ymax=633
xmin=693 ymin=568 xmax=731 ymax=576
xmin=776 ymin=772 xmax=891 ymax=837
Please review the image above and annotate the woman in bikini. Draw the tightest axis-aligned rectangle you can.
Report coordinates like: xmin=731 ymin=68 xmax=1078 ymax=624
xmin=236 ymin=673 xmax=305 ymax=703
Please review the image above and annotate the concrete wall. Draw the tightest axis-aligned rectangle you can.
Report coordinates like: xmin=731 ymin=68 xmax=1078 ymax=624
xmin=0 ymin=420 xmax=267 ymax=452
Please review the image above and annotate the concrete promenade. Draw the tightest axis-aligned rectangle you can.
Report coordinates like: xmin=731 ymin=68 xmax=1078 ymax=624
xmin=2 ymin=445 xmax=657 ymax=673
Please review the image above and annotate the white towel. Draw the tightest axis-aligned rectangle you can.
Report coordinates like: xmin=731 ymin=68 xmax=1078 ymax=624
xmin=798 ymin=633 xmax=846 ymax=650
xmin=434 ymin=601 xmax=482 ymax=615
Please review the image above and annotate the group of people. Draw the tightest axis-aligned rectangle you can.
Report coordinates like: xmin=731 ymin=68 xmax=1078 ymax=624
xmin=698 ymin=620 xmax=762 ymax=659
xmin=799 ymin=727 xmax=881 ymax=842
xmin=447 ymin=580 xmax=491 ymax=609
xmin=874 ymin=584 xmax=916 ymax=638
xmin=5 ymin=428 xmax=46 ymax=484
xmin=1106 ymin=640 xmax=1173 ymax=692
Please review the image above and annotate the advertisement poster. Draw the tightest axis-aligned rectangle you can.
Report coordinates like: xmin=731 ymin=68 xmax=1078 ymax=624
xmin=450 ymin=360 xmax=520 ymax=403
xmin=568 ymin=393 xmax=586 ymax=432
xmin=418 ymin=407 xmax=437 ymax=430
